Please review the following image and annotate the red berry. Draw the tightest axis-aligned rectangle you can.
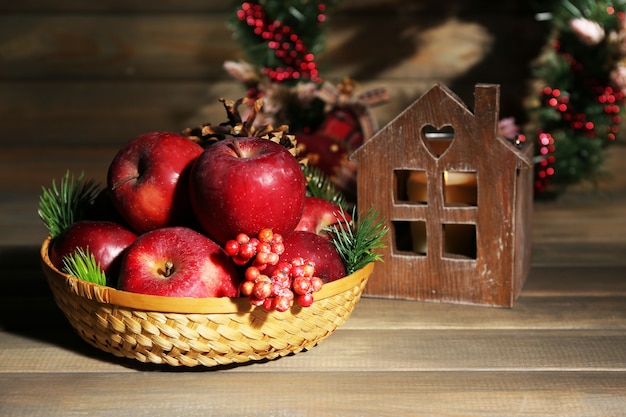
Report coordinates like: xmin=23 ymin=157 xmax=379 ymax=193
xmin=271 ymin=280 xmax=287 ymax=294
xmin=272 ymin=233 xmax=284 ymax=245
xmin=311 ymin=277 xmax=324 ymax=293
xmin=274 ymin=261 xmax=292 ymax=275
xmin=291 ymin=264 xmax=305 ymax=278
xmin=245 ymin=266 xmax=261 ymax=282
xmin=224 ymin=240 xmax=240 ymax=256
xmin=272 ymin=241 xmax=285 ymax=255
xmin=297 ymin=293 xmax=314 ymax=307
xmin=266 ymin=252 xmax=280 ymax=265
xmin=292 ymin=276 xmax=311 ymax=295
xmin=253 ymin=280 xmax=272 ymax=299
xmin=239 ymin=242 xmax=257 ymax=259
xmin=263 ymin=297 xmax=277 ymax=311
xmin=240 ymin=280 xmax=255 ymax=296
xmin=255 ymin=251 xmax=272 ymax=265
xmin=275 ymin=295 xmax=292 ymax=312
xmin=235 ymin=233 xmax=250 ymax=245
xmin=258 ymin=228 xmax=274 ymax=243
xmin=291 ymin=257 xmax=305 ymax=267
xmin=272 ymin=270 xmax=290 ymax=287
xmin=257 ymin=241 xmax=272 ymax=253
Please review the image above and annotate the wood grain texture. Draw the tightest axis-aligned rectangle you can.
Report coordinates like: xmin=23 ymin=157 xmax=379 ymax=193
xmin=0 ymin=15 xmax=241 ymax=80
xmin=352 ymin=84 xmax=533 ymax=306
xmin=0 ymin=1 xmax=548 ymax=147
xmin=1 ymin=2 xmax=625 ymax=415
xmin=3 ymin=324 xmax=625 ymax=373
xmin=0 ymin=372 xmax=623 ymax=417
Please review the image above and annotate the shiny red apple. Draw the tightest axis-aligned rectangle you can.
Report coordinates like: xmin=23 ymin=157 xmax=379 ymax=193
xmin=295 ymin=196 xmax=351 ymax=238
xmin=268 ymin=230 xmax=346 ymax=283
xmin=189 ymin=137 xmax=306 ymax=245
xmin=118 ymin=227 xmax=240 ymax=298
xmin=107 ymin=131 xmax=203 ymax=234
xmin=50 ymin=220 xmax=138 ymax=286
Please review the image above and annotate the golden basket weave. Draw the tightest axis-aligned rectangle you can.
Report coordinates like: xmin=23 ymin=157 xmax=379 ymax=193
xmin=40 ymin=237 xmax=372 ymax=367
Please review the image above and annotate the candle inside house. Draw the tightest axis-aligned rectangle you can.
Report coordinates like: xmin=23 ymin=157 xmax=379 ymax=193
xmin=405 ymin=170 xmax=478 ymax=255
xmin=443 ymin=171 xmax=477 ymax=205
xmin=405 ymin=170 xmax=477 ymax=205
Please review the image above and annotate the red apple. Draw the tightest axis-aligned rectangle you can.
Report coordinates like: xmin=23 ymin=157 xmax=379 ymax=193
xmin=189 ymin=137 xmax=306 ymax=245
xmin=268 ymin=230 xmax=346 ymax=283
xmin=107 ymin=131 xmax=203 ymax=234
xmin=50 ymin=220 xmax=138 ymax=286
xmin=295 ymin=196 xmax=351 ymax=238
xmin=118 ymin=226 xmax=240 ymax=298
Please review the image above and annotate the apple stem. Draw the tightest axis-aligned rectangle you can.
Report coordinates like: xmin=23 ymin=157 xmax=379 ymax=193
xmin=229 ymin=138 xmax=244 ymax=158
xmin=163 ymin=261 xmax=174 ymax=277
xmin=111 ymin=175 xmax=139 ymax=190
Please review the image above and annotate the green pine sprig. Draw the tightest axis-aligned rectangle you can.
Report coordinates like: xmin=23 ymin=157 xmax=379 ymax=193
xmin=325 ymin=207 xmax=388 ymax=275
xmin=61 ymin=247 xmax=107 ymax=286
xmin=38 ymin=170 xmax=102 ymax=238
xmin=302 ymin=163 xmax=349 ymax=210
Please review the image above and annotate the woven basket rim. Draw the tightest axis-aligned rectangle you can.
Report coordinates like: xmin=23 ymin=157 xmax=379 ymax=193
xmin=40 ymin=236 xmax=374 ymax=314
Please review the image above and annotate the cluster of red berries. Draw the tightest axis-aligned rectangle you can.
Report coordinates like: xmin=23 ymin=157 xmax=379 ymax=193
xmin=224 ymin=228 xmax=284 ymax=267
xmin=242 ymin=258 xmax=324 ymax=312
xmin=224 ymin=229 xmax=324 ymax=312
xmin=236 ymin=1 xmax=322 ymax=82
xmin=534 ymin=131 xmax=556 ymax=194
xmin=543 ymin=84 xmax=623 ymax=142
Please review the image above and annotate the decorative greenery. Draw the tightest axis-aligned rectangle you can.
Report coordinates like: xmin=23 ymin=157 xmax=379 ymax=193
xmin=62 ymin=247 xmax=107 ymax=286
xmin=301 ymin=163 xmax=349 ymax=210
xmin=525 ymin=0 xmax=626 ymax=195
xmin=38 ymin=170 xmax=102 ymax=238
xmin=325 ymin=208 xmax=388 ymax=275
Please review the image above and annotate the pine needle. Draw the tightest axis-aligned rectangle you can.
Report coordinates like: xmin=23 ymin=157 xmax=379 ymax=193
xmin=301 ymin=164 xmax=349 ymax=210
xmin=325 ymin=207 xmax=388 ymax=275
xmin=61 ymin=247 xmax=107 ymax=286
xmin=38 ymin=170 xmax=102 ymax=238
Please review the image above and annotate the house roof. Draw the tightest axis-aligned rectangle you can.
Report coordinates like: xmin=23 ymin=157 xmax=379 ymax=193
xmin=351 ymin=83 xmax=532 ymax=168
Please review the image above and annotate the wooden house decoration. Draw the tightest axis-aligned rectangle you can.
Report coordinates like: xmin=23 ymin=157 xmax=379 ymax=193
xmin=350 ymin=83 xmax=533 ymax=307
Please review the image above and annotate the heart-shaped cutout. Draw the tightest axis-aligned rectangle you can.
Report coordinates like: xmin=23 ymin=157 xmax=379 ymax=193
xmin=421 ymin=125 xmax=455 ymax=158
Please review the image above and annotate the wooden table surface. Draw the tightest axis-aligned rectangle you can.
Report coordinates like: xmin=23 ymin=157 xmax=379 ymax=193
xmin=1 ymin=2 xmax=624 ymax=415
xmin=1 ymin=143 xmax=625 ymax=417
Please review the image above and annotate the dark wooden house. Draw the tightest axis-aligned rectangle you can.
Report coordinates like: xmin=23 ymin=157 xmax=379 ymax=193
xmin=351 ymin=83 xmax=533 ymax=307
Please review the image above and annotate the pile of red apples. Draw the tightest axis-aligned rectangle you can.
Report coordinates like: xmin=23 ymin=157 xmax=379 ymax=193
xmin=48 ymin=131 xmax=350 ymax=310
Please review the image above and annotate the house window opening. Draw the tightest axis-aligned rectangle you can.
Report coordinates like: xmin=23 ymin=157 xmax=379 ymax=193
xmin=422 ymin=125 xmax=455 ymax=157
xmin=443 ymin=223 xmax=477 ymax=259
xmin=392 ymin=220 xmax=427 ymax=256
xmin=395 ymin=169 xmax=428 ymax=204
xmin=443 ymin=170 xmax=477 ymax=206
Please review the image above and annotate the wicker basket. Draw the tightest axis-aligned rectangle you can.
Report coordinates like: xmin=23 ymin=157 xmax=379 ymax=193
xmin=40 ymin=237 xmax=373 ymax=367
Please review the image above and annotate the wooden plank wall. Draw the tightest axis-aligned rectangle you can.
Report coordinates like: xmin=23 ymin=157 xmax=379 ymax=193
xmin=0 ymin=0 xmax=550 ymax=149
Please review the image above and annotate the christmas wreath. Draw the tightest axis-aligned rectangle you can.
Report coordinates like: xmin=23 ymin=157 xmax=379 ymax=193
xmin=524 ymin=0 xmax=626 ymax=196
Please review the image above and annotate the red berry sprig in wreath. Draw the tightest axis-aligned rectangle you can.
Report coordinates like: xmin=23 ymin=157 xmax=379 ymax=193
xmin=235 ymin=1 xmax=323 ymax=83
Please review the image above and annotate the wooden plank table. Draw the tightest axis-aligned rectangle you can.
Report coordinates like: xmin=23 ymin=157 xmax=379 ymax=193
xmin=1 ymin=145 xmax=625 ymax=416
xmin=1 ymin=2 xmax=625 ymax=414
